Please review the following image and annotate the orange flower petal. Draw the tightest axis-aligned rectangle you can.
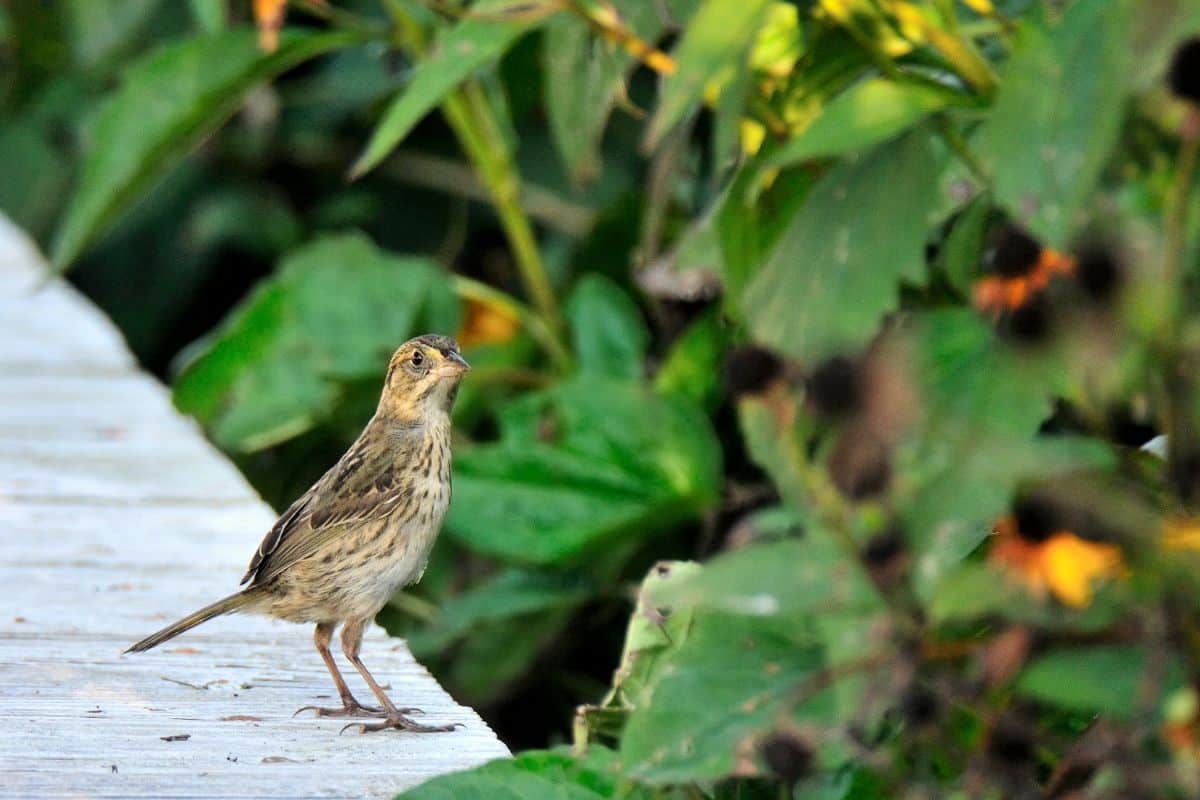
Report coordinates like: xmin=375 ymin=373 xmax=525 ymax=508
xmin=456 ymin=297 xmax=521 ymax=348
xmin=1040 ymin=532 xmax=1125 ymax=608
xmin=988 ymin=518 xmax=1125 ymax=608
xmin=254 ymin=0 xmax=287 ymax=53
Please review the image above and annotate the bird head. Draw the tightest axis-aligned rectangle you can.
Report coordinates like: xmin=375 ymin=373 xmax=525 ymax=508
xmin=381 ymin=334 xmax=470 ymax=419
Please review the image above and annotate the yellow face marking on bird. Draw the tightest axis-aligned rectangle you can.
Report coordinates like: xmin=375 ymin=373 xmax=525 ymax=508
xmin=382 ymin=335 xmax=470 ymax=418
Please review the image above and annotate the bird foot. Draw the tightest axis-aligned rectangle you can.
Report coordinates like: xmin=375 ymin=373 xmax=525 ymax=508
xmin=340 ymin=709 xmax=462 ymax=735
xmin=294 ymin=697 xmax=387 ymax=718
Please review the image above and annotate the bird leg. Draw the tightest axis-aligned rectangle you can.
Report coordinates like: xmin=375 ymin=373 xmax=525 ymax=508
xmin=295 ymin=622 xmax=386 ymax=718
xmin=336 ymin=618 xmax=460 ymax=734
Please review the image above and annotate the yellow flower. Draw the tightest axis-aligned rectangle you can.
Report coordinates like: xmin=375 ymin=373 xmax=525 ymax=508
xmin=1164 ymin=517 xmax=1200 ymax=551
xmin=989 ymin=516 xmax=1126 ymax=608
xmin=253 ymin=0 xmax=287 ymax=53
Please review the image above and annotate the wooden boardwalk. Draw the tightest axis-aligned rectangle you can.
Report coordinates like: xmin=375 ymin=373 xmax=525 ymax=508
xmin=0 ymin=217 xmax=509 ymax=798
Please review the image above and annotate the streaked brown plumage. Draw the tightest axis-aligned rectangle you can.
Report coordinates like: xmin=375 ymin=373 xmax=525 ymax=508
xmin=127 ymin=334 xmax=469 ymax=734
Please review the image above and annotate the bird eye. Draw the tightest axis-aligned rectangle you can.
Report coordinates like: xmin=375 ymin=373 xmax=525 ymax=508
xmin=410 ymin=351 xmax=425 ymax=367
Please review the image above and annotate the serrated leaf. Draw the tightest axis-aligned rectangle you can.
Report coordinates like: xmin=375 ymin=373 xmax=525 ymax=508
xmin=173 ymin=232 xmax=459 ymax=451
xmin=976 ymin=0 xmax=1135 ymax=246
xmin=743 ymin=130 xmax=944 ymax=360
xmin=51 ymin=28 xmax=355 ymax=270
xmin=351 ymin=10 xmax=536 ymax=178
xmin=446 ymin=377 xmax=721 ymax=565
xmin=620 ymin=610 xmax=828 ymax=783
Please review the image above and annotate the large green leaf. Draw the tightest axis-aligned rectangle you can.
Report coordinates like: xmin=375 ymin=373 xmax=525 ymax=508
xmin=445 ymin=377 xmax=721 ymax=565
xmin=644 ymin=0 xmax=771 ymax=148
xmin=976 ymin=0 xmax=1135 ymax=246
xmin=767 ymin=78 xmax=961 ymax=169
xmin=351 ymin=8 xmax=536 ymax=178
xmin=398 ymin=747 xmax=650 ymax=800
xmin=50 ymin=28 xmax=355 ymax=270
xmin=565 ymin=274 xmax=650 ymax=379
xmin=1017 ymin=646 xmax=1181 ymax=718
xmin=671 ymin=160 xmax=813 ymax=301
xmin=899 ymin=310 xmax=1115 ymax=597
xmin=173 ymin=232 xmax=459 ymax=451
xmin=742 ymin=130 xmax=944 ymax=360
xmin=654 ymin=537 xmax=881 ymax=619
xmin=620 ymin=609 xmax=829 ymax=783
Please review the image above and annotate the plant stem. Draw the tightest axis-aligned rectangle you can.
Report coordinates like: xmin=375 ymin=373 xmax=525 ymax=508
xmin=935 ymin=114 xmax=989 ymax=184
xmin=378 ymin=0 xmax=570 ymax=363
xmin=444 ymin=84 xmax=567 ymax=338
xmin=1161 ymin=109 xmax=1200 ymax=492
xmin=1163 ymin=109 xmax=1200 ymax=305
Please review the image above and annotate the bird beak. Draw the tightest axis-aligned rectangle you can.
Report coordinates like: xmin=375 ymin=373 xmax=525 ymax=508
xmin=438 ymin=351 xmax=470 ymax=376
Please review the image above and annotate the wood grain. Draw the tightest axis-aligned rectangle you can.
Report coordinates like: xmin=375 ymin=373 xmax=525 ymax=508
xmin=0 ymin=216 xmax=509 ymax=798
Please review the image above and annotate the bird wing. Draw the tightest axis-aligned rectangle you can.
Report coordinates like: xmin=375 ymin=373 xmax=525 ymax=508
xmin=241 ymin=433 xmax=412 ymax=587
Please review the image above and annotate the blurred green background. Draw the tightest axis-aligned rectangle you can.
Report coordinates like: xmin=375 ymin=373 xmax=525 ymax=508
xmin=7 ymin=0 xmax=1200 ymax=796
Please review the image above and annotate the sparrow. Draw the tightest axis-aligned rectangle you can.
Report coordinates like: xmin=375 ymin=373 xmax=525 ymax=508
xmin=128 ymin=334 xmax=469 ymax=734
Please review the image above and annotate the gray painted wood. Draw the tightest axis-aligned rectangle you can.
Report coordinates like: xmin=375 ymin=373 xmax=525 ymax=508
xmin=0 ymin=217 xmax=509 ymax=798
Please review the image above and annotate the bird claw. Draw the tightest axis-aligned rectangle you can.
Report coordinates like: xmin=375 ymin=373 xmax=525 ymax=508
xmin=294 ymin=698 xmax=387 ymax=718
xmin=339 ymin=710 xmax=461 ymax=735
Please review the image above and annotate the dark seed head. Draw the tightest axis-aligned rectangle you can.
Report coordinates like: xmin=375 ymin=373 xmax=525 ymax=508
xmin=1168 ymin=37 xmax=1200 ymax=103
xmin=863 ymin=527 xmax=904 ymax=566
xmin=900 ymin=684 xmax=940 ymax=727
xmin=1170 ymin=447 xmax=1200 ymax=505
xmin=759 ymin=732 xmax=813 ymax=785
xmin=988 ymin=716 xmax=1035 ymax=765
xmin=990 ymin=225 xmax=1043 ymax=278
xmin=1107 ymin=405 xmax=1157 ymax=447
xmin=807 ymin=356 xmax=861 ymax=418
xmin=829 ymin=432 xmax=891 ymax=501
xmin=1013 ymin=494 xmax=1059 ymax=543
xmin=723 ymin=345 xmax=785 ymax=397
xmin=1000 ymin=293 xmax=1052 ymax=344
xmin=1075 ymin=243 xmax=1122 ymax=303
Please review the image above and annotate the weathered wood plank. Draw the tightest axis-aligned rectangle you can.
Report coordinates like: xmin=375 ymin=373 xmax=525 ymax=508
xmin=0 ymin=216 xmax=509 ymax=798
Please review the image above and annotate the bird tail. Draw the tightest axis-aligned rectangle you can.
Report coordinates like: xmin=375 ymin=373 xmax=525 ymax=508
xmin=125 ymin=590 xmax=260 ymax=654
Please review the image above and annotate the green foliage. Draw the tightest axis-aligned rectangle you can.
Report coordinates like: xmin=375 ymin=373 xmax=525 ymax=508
xmin=446 ymin=376 xmax=721 ymax=565
xmin=977 ymin=0 xmax=1136 ymax=246
xmin=566 ymin=274 xmax=650 ymax=378
xmin=50 ymin=28 xmax=356 ymax=270
xmin=766 ymin=78 xmax=963 ymax=170
xmin=174 ymin=233 xmax=459 ymax=451
xmin=1017 ymin=646 xmax=1182 ymax=718
xmin=350 ymin=5 xmax=537 ymax=178
xmin=15 ymin=0 xmax=1200 ymax=797
xmin=401 ymin=747 xmax=649 ymax=800
xmin=743 ymin=130 xmax=944 ymax=360
xmin=645 ymin=0 xmax=771 ymax=148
